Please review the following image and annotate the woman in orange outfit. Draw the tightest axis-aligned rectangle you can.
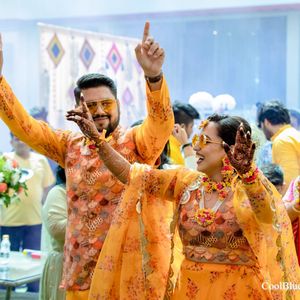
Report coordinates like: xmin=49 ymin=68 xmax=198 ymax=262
xmin=67 ymin=102 xmax=300 ymax=300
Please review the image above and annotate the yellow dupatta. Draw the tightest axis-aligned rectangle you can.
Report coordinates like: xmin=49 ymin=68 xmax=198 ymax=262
xmin=90 ymin=164 xmax=300 ymax=299
xmin=89 ymin=163 xmax=197 ymax=300
xmin=233 ymin=176 xmax=300 ymax=299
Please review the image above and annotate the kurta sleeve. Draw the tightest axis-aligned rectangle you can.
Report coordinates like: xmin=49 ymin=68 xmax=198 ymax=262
xmin=241 ymin=172 xmax=274 ymax=224
xmin=129 ymin=163 xmax=197 ymax=202
xmin=133 ymin=77 xmax=174 ymax=165
xmin=0 ymin=76 xmax=69 ymax=167
xmin=42 ymin=185 xmax=67 ymax=242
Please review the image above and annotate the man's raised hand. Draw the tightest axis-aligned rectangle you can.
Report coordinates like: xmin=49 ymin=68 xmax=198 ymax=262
xmin=135 ymin=22 xmax=164 ymax=78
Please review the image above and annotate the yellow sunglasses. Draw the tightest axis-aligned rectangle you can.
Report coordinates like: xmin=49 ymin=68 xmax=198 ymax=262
xmin=192 ymin=133 xmax=223 ymax=148
xmin=86 ymin=99 xmax=117 ymax=114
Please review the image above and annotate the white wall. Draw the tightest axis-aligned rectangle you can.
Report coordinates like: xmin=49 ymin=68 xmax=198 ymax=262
xmin=0 ymin=0 xmax=300 ymax=153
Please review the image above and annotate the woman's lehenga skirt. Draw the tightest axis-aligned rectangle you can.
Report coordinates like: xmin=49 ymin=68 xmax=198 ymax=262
xmin=172 ymin=259 xmax=273 ymax=300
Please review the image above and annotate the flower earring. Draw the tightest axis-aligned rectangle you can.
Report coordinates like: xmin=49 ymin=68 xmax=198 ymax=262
xmin=221 ymin=157 xmax=235 ymax=179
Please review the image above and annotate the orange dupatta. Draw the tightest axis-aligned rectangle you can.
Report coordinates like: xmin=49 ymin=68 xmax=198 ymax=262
xmin=233 ymin=176 xmax=300 ymax=299
xmin=89 ymin=164 xmax=196 ymax=300
xmin=90 ymin=164 xmax=300 ymax=299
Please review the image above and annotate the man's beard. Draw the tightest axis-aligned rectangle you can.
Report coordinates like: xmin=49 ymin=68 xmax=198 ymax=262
xmin=264 ymin=128 xmax=272 ymax=141
xmin=96 ymin=115 xmax=120 ymax=137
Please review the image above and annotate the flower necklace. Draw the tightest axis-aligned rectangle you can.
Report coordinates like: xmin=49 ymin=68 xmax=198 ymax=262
xmin=194 ymin=158 xmax=234 ymax=227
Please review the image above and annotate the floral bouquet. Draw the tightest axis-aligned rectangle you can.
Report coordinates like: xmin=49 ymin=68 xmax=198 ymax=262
xmin=0 ymin=155 xmax=30 ymax=207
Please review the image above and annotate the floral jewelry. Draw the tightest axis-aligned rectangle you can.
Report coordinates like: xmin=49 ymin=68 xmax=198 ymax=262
xmin=84 ymin=138 xmax=97 ymax=150
xmin=193 ymin=158 xmax=234 ymax=227
xmin=221 ymin=157 xmax=235 ymax=178
xmin=194 ymin=173 xmax=232 ymax=227
xmin=240 ymin=166 xmax=259 ymax=184
xmin=200 ymin=175 xmax=231 ymax=200
xmin=194 ymin=185 xmax=230 ymax=227
xmin=84 ymin=130 xmax=108 ymax=150
xmin=194 ymin=207 xmax=216 ymax=227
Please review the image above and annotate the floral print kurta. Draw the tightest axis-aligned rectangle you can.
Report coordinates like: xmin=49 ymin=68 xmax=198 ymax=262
xmin=0 ymin=76 xmax=174 ymax=291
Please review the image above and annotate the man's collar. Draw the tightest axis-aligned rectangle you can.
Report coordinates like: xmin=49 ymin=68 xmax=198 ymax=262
xmin=271 ymin=124 xmax=292 ymax=141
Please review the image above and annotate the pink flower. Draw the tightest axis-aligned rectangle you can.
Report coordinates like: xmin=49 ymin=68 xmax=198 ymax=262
xmin=222 ymin=166 xmax=231 ymax=171
xmin=219 ymin=191 xmax=227 ymax=199
xmin=11 ymin=160 xmax=19 ymax=168
xmin=216 ymin=183 xmax=224 ymax=190
xmin=0 ymin=183 xmax=8 ymax=193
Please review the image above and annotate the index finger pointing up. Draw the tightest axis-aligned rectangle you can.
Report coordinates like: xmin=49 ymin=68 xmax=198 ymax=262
xmin=142 ymin=21 xmax=150 ymax=43
xmin=80 ymin=93 xmax=89 ymax=114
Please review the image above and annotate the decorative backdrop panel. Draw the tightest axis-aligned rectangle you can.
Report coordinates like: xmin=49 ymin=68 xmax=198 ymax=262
xmin=39 ymin=23 xmax=146 ymax=131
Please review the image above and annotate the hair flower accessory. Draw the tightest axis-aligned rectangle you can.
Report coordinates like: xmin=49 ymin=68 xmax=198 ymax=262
xmin=199 ymin=119 xmax=209 ymax=129
xmin=0 ymin=155 xmax=30 ymax=207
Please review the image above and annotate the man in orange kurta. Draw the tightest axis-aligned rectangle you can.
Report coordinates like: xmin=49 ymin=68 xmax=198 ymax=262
xmin=0 ymin=23 xmax=174 ymax=299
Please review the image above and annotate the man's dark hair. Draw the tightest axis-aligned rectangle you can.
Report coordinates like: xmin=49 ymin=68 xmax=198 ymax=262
xmin=261 ymin=163 xmax=284 ymax=186
xmin=76 ymin=73 xmax=117 ymax=98
xmin=55 ymin=166 xmax=66 ymax=185
xmin=172 ymin=101 xmax=200 ymax=126
xmin=207 ymin=114 xmax=251 ymax=146
xmin=257 ymin=100 xmax=290 ymax=127
xmin=158 ymin=141 xmax=171 ymax=169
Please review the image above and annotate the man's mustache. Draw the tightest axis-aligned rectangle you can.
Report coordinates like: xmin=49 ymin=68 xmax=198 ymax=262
xmin=93 ymin=114 xmax=110 ymax=120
